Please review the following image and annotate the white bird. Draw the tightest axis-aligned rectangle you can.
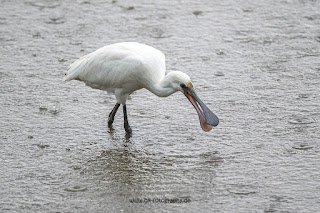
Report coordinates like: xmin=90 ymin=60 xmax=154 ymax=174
xmin=63 ymin=42 xmax=219 ymax=135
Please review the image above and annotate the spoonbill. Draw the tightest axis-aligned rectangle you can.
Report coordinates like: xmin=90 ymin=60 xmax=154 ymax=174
xmin=63 ymin=42 xmax=219 ymax=135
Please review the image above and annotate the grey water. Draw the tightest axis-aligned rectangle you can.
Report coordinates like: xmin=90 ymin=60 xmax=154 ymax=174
xmin=1 ymin=0 xmax=320 ymax=212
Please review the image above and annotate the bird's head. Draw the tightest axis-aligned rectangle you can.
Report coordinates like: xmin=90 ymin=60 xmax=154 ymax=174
xmin=168 ymin=71 xmax=219 ymax=132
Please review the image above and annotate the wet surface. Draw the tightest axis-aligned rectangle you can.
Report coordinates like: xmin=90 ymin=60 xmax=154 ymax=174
xmin=1 ymin=0 xmax=320 ymax=212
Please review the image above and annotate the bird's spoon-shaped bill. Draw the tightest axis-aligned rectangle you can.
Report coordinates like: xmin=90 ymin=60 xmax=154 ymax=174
xmin=185 ymin=90 xmax=219 ymax=132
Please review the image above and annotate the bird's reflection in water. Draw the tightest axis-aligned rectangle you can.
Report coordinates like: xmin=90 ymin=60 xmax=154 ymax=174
xmin=81 ymin=142 xmax=223 ymax=200
xmin=84 ymin=148 xmax=155 ymax=191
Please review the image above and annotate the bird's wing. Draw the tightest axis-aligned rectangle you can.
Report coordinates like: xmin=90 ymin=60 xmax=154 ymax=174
xmin=63 ymin=46 xmax=144 ymax=91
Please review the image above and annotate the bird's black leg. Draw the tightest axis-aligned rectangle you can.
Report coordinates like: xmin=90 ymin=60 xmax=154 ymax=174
xmin=123 ymin=104 xmax=132 ymax=135
xmin=108 ymin=103 xmax=120 ymax=126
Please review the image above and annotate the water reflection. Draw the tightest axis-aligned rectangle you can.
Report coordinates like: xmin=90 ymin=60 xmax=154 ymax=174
xmin=81 ymin=147 xmax=223 ymax=199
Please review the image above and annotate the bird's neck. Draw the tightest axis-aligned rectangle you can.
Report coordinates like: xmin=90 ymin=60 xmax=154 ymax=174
xmin=147 ymin=74 xmax=177 ymax=97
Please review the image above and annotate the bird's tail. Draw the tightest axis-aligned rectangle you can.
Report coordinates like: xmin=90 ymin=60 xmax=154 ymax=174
xmin=63 ymin=54 xmax=90 ymax=81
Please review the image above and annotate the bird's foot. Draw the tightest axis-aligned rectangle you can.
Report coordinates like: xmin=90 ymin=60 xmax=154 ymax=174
xmin=124 ymin=125 xmax=132 ymax=137
xmin=108 ymin=118 xmax=114 ymax=127
xmin=107 ymin=123 xmax=114 ymax=132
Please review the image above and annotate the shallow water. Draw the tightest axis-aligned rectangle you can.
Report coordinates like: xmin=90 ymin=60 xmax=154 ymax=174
xmin=1 ymin=0 xmax=320 ymax=212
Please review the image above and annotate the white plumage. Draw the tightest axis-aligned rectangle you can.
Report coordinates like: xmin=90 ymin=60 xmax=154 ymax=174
xmin=64 ymin=42 xmax=165 ymax=103
xmin=64 ymin=42 xmax=219 ymax=135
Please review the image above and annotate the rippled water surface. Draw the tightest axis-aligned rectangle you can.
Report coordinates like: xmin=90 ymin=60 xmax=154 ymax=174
xmin=1 ymin=0 xmax=320 ymax=212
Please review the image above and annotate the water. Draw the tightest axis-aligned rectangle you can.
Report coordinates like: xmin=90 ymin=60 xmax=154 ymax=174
xmin=1 ymin=0 xmax=320 ymax=212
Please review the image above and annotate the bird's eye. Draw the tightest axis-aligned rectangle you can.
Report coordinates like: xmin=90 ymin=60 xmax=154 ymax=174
xmin=180 ymin=83 xmax=186 ymax=88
